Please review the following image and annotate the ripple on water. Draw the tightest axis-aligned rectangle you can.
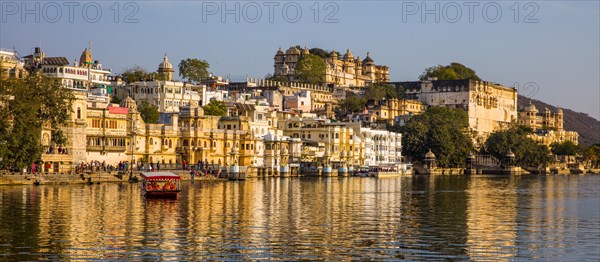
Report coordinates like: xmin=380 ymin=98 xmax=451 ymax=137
xmin=0 ymin=176 xmax=599 ymax=260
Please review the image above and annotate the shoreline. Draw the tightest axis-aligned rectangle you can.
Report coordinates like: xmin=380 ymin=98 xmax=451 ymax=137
xmin=1 ymin=170 xmax=599 ymax=186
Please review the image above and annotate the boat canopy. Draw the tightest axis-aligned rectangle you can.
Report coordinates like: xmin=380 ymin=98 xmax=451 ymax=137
xmin=140 ymin=172 xmax=181 ymax=180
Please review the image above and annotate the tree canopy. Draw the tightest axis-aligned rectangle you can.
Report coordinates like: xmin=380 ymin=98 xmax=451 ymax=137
xmin=550 ymin=141 xmax=579 ymax=156
xmin=483 ymin=125 xmax=550 ymax=167
xmin=178 ymin=58 xmax=210 ymax=83
xmin=203 ymin=100 xmax=227 ymax=116
xmin=419 ymin=62 xmax=481 ymax=81
xmin=294 ymin=54 xmax=326 ymax=84
xmin=401 ymin=107 xmax=474 ymax=167
xmin=121 ymin=65 xmax=166 ymax=83
xmin=364 ymin=84 xmax=398 ymax=101
xmin=0 ymin=73 xmax=74 ymax=170
xmin=137 ymin=101 xmax=159 ymax=123
xmin=339 ymin=93 xmax=364 ymax=113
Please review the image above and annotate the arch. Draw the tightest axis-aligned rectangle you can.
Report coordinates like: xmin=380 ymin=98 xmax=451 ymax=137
xmin=183 ymin=139 xmax=189 ymax=146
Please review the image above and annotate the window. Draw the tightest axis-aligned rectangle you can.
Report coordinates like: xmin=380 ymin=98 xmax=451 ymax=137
xmin=76 ymin=107 xmax=81 ymax=119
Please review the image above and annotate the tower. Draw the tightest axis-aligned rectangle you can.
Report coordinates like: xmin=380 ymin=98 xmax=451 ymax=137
xmin=158 ymin=54 xmax=174 ymax=81
xmin=79 ymin=48 xmax=92 ymax=68
xmin=274 ymin=47 xmax=285 ymax=76
xmin=556 ymin=108 xmax=564 ymax=130
xmin=363 ymin=52 xmax=376 ymax=80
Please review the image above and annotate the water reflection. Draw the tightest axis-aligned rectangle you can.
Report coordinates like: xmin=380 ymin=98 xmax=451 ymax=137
xmin=0 ymin=175 xmax=598 ymax=260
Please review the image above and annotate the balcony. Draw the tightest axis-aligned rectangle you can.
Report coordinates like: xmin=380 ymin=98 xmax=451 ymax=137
xmin=86 ymin=145 xmax=127 ymax=152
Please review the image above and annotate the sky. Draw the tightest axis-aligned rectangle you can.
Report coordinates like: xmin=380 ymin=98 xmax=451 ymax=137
xmin=1 ymin=0 xmax=599 ymax=119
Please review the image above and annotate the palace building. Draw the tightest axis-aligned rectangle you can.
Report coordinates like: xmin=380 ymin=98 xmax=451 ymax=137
xmin=273 ymin=46 xmax=389 ymax=87
xmin=518 ymin=102 xmax=578 ymax=145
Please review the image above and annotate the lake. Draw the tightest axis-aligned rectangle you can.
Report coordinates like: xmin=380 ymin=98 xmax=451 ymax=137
xmin=1 ymin=175 xmax=599 ymax=260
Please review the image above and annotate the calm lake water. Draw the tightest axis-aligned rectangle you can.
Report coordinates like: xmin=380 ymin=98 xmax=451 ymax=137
xmin=0 ymin=175 xmax=599 ymax=261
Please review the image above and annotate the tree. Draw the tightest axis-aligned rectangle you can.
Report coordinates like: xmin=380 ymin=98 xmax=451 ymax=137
xmin=295 ymin=54 xmax=326 ymax=84
xmin=550 ymin=141 xmax=579 ymax=156
xmin=401 ymin=107 xmax=474 ymax=167
xmin=483 ymin=125 xmax=550 ymax=167
xmin=178 ymin=58 xmax=210 ymax=83
xmin=339 ymin=93 xmax=364 ymax=113
xmin=137 ymin=101 xmax=159 ymax=123
xmin=0 ymin=73 xmax=74 ymax=170
xmin=121 ymin=65 xmax=152 ymax=83
xmin=364 ymin=84 xmax=398 ymax=101
xmin=582 ymin=144 xmax=600 ymax=168
xmin=203 ymin=100 xmax=227 ymax=116
xmin=419 ymin=62 xmax=481 ymax=81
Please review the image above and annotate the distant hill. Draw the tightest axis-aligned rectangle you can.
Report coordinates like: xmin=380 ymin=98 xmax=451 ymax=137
xmin=518 ymin=95 xmax=600 ymax=146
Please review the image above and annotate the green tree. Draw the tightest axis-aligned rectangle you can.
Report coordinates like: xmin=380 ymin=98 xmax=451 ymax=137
xmin=137 ymin=101 xmax=159 ymax=123
xmin=203 ymin=100 xmax=227 ymax=116
xmin=339 ymin=93 xmax=364 ymax=113
xmin=582 ymin=144 xmax=600 ymax=168
xmin=121 ymin=65 xmax=152 ymax=83
xmin=401 ymin=107 xmax=474 ymax=167
xmin=483 ymin=125 xmax=550 ymax=167
xmin=295 ymin=54 xmax=326 ymax=84
xmin=364 ymin=84 xmax=398 ymax=101
xmin=419 ymin=62 xmax=481 ymax=81
xmin=550 ymin=141 xmax=579 ymax=156
xmin=178 ymin=58 xmax=210 ymax=83
xmin=0 ymin=73 xmax=74 ymax=170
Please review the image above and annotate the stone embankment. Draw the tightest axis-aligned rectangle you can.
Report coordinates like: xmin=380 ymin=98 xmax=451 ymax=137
xmin=0 ymin=171 xmax=222 ymax=186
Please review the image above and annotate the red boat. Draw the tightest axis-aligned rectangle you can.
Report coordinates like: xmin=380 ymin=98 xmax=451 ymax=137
xmin=140 ymin=172 xmax=181 ymax=198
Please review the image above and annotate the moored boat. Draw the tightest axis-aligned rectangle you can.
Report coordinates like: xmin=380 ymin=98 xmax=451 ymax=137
xmin=140 ymin=172 xmax=181 ymax=198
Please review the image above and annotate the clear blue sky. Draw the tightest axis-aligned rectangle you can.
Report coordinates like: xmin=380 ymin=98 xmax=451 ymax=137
xmin=2 ymin=1 xmax=598 ymax=119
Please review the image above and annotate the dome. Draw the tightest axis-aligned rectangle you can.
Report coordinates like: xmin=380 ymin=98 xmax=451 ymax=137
xmin=524 ymin=101 xmax=537 ymax=113
xmin=286 ymin=47 xmax=301 ymax=55
xmin=302 ymin=46 xmax=310 ymax=55
xmin=343 ymin=48 xmax=353 ymax=60
xmin=121 ymin=96 xmax=138 ymax=112
xmin=275 ymin=47 xmax=284 ymax=56
xmin=158 ymin=54 xmax=173 ymax=71
xmin=506 ymin=150 xmax=515 ymax=158
xmin=425 ymin=149 xmax=436 ymax=159
xmin=79 ymin=48 xmax=92 ymax=67
xmin=363 ymin=52 xmax=374 ymax=64
xmin=330 ymin=51 xmax=338 ymax=59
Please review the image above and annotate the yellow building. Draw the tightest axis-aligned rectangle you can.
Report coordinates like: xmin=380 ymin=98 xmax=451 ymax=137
xmin=518 ymin=102 xmax=578 ymax=145
xmin=367 ymin=98 xmax=426 ymax=124
xmin=274 ymin=47 xmax=389 ymax=87
xmin=0 ymin=49 xmax=26 ymax=79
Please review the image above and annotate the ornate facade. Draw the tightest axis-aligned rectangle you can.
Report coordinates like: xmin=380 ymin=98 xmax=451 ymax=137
xmin=518 ymin=102 xmax=578 ymax=145
xmin=274 ymin=47 xmax=389 ymax=87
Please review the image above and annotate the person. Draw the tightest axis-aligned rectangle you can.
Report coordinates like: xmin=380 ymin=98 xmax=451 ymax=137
xmin=183 ymin=160 xmax=187 ymax=170
xmin=190 ymin=170 xmax=195 ymax=181
xmin=156 ymin=161 xmax=160 ymax=172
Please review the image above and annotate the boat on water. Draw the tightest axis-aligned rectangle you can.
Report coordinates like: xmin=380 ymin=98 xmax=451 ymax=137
xmin=140 ymin=172 xmax=181 ymax=198
xmin=354 ymin=166 xmax=370 ymax=177
xmin=368 ymin=163 xmax=413 ymax=178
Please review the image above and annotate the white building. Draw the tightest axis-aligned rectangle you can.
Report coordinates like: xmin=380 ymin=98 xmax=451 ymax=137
xmin=358 ymin=127 xmax=403 ymax=166
xmin=391 ymin=79 xmax=517 ymax=138
xmin=284 ymin=90 xmax=312 ymax=112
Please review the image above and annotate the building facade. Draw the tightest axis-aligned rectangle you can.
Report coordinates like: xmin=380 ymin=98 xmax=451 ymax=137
xmin=518 ymin=102 xmax=578 ymax=145
xmin=391 ymin=79 xmax=518 ymax=138
xmin=274 ymin=46 xmax=389 ymax=87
